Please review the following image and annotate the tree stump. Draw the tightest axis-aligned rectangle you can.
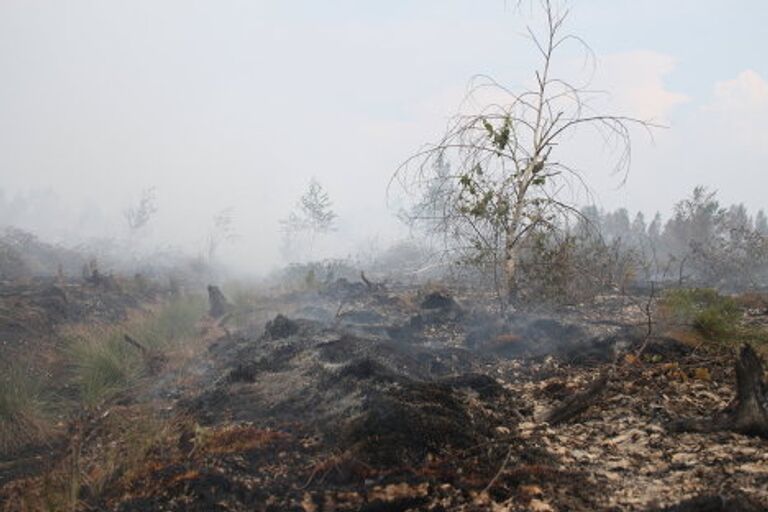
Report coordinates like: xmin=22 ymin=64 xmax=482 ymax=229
xmin=668 ymin=343 xmax=768 ymax=438
xmin=207 ymin=285 xmax=231 ymax=319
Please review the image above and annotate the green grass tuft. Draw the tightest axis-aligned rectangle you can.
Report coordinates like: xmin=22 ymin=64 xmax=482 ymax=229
xmin=66 ymin=327 xmax=142 ymax=407
xmin=65 ymin=297 xmax=205 ymax=407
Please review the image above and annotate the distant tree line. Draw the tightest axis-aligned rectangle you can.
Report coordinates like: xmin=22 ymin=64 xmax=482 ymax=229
xmin=401 ymin=182 xmax=768 ymax=305
xmin=577 ymin=186 xmax=768 ymax=291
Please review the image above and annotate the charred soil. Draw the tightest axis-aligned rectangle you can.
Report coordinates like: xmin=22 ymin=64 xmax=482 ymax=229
xmin=1 ymin=280 xmax=767 ymax=511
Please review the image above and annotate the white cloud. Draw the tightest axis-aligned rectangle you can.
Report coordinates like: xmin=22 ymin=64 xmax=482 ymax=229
xmin=701 ymin=69 xmax=768 ymax=150
xmin=595 ymin=51 xmax=689 ymax=122
xmin=603 ymin=69 xmax=768 ymax=217
xmin=707 ymin=69 xmax=768 ymax=112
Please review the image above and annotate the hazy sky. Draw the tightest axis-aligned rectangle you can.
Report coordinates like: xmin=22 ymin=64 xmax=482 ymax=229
xmin=1 ymin=1 xmax=767 ymax=271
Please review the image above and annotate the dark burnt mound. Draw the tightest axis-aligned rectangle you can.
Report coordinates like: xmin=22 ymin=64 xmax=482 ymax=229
xmin=336 ymin=357 xmax=403 ymax=383
xmin=652 ymin=494 xmax=766 ymax=512
xmin=263 ymin=313 xmax=300 ymax=339
xmin=343 ymin=373 xmax=513 ymax=467
xmin=186 ymin=310 xmax=525 ymax=475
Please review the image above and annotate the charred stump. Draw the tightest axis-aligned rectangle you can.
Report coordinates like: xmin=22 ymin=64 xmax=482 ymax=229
xmin=207 ymin=285 xmax=231 ymax=319
xmin=668 ymin=343 xmax=768 ymax=438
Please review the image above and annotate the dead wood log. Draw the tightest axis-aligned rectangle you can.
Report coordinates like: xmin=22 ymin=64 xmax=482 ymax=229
xmin=123 ymin=334 xmax=167 ymax=375
xmin=543 ymin=372 xmax=609 ymax=425
xmin=360 ymin=271 xmax=384 ymax=292
xmin=207 ymin=285 xmax=231 ymax=318
xmin=360 ymin=271 xmax=373 ymax=290
xmin=123 ymin=334 xmax=147 ymax=355
xmin=668 ymin=343 xmax=768 ymax=438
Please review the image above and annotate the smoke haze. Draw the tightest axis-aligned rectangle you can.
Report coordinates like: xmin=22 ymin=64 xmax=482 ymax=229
xmin=1 ymin=1 xmax=766 ymax=273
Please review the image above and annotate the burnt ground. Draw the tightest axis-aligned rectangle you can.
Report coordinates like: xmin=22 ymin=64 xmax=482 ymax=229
xmin=1 ymin=279 xmax=768 ymax=511
xmin=0 ymin=275 xmax=148 ymax=361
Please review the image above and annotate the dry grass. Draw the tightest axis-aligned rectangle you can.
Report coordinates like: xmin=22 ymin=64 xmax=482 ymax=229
xmin=0 ymin=366 xmax=53 ymax=455
xmin=222 ymin=282 xmax=269 ymax=328
xmin=1 ymin=296 xmax=211 ymax=509
xmin=733 ymin=291 xmax=768 ymax=310
xmin=197 ymin=424 xmax=291 ymax=455
xmin=4 ymin=406 xmax=185 ymax=512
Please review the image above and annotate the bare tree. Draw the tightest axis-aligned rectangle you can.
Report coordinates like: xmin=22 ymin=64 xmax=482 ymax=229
xmin=393 ymin=0 xmax=652 ymax=304
xmin=398 ymin=153 xmax=453 ymax=233
xmin=123 ymin=187 xmax=158 ymax=233
xmin=280 ymin=179 xmax=337 ymax=260
xmin=206 ymin=208 xmax=237 ymax=264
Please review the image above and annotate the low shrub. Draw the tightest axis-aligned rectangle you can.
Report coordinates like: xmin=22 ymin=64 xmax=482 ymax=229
xmin=516 ymin=230 xmax=638 ymax=306
xmin=661 ymin=288 xmax=741 ymax=339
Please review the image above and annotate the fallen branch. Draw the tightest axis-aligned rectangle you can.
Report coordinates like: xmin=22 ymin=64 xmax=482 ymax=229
xmin=544 ymin=372 xmax=610 ymax=425
xmin=123 ymin=334 xmax=168 ymax=375
xmin=482 ymin=445 xmax=514 ymax=494
xmin=332 ymin=300 xmax=346 ymax=329
xmin=360 ymin=271 xmax=384 ymax=292
xmin=123 ymin=334 xmax=147 ymax=355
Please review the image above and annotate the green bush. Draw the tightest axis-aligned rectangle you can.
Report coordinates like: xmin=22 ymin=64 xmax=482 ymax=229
xmin=662 ymin=288 xmax=741 ymax=339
